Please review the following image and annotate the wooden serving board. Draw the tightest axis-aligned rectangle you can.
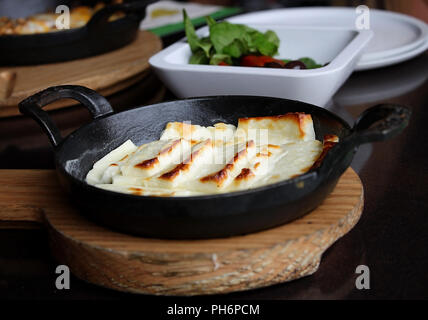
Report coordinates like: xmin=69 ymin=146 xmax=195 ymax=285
xmin=0 ymin=168 xmax=364 ymax=296
xmin=0 ymin=30 xmax=162 ymax=117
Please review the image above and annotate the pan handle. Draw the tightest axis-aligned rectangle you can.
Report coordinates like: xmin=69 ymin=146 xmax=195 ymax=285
xmin=19 ymin=85 xmax=113 ymax=148
xmin=86 ymin=0 xmax=155 ymax=31
xmin=318 ymin=104 xmax=411 ymax=177
xmin=353 ymin=103 xmax=412 ymax=142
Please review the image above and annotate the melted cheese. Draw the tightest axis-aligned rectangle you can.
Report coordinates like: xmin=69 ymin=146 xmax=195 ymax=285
xmin=96 ymin=184 xmax=202 ymax=197
xmin=160 ymin=122 xmax=236 ymax=142
xmin=86 ymin=114 xmax=337 ymax=197
xmin=252 ymin=140 xmax=323 ymax=188
xmin=236 ymin=113 xmax=315 ymax=145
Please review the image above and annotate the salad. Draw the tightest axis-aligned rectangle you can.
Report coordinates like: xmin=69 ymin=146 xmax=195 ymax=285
xmin=183 ymin=10 xmax=324 ymax=70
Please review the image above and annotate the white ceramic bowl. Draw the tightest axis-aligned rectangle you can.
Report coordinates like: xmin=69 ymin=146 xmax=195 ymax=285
xmin=149 ymin=25 xmax=372 ymax=106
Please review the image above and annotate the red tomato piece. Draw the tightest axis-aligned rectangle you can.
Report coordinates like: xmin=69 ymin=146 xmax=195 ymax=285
xmin=240 ymin=55 xmax=285 ymax=68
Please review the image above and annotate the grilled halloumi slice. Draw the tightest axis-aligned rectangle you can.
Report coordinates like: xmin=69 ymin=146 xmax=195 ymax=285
xmin=113 ymin=139 xmax=213 ymax=188
xmin=86 ymin=113 xmax=336 ymax=197
xmin=70 ymin=6 xmax=92 ymax=28
xmin=112 ymin=140 xmax=257 ymax=193
xmin=236 ymin=113 xmax=315 ymax=145
xmin=119 ymin=139 xmax=192 ymax=178
xmin=179 ymin=140 xmax=257 ymax=193
xmin=86 ymin=140 xmax=137 ymax=185
xmin=160 ymin=122 xmax=236 ymax=142
xmin=227 ymin=144 xmax=284 ymax=191
xmin=252 ymin=140 xmax=323 ymax=188
xmin=16 ymin=19 xmax=52 ymax=34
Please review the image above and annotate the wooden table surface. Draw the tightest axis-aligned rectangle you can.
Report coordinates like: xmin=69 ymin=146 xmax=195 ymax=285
xmin=0 ymin=35 xmax=427 ymax=300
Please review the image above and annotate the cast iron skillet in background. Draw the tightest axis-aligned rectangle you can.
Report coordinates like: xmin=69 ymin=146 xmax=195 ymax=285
xmin=19 ymin=85 xmax=410 ymax=239
xmin=0 ymin=0 xmax=155 ymax=65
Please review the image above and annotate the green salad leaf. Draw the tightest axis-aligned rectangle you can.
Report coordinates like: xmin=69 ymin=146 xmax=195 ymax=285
xmin=209 ymin=22 xmax=250 ymax=54
xmin=189 ymin=49 xmax=210 ymax=64
xmin=209 ymin=54 xmax=232 ymax=65
xmin=223 ymin=38 xmax=248 ymax=58
xmin=199 ymin=37 xmax=213 ymax=57
xmin=183 ymin=9 xmax=322 ymax=69
xmin=298 ymin=57 xmax=322 ymax=69
xmin=184 ymin=9 xmax=280 ymax=65
xmin=183 ymin=10 xmax=213 ymax=58
xmin=183 ymin=10 xmax=201 ymax=54
xmin=205 ymin=16 xmax=216 ymax=28
xmin=251 ymin=30 xmax=279 ymax=56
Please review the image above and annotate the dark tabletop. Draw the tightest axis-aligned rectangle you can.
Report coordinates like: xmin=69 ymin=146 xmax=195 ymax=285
xmin=0 ymin=45 xmax=427 ymax=300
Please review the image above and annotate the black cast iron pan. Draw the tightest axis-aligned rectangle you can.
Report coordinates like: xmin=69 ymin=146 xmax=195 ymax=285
xmin=0 ymin=0 xmax=155 ymax=65
xmin=18 ymin=85 xmax=411 ymax=239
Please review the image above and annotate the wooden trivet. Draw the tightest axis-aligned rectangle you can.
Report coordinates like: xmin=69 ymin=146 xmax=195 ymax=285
xmin=0 ymin=168 xmax=363 ymax=296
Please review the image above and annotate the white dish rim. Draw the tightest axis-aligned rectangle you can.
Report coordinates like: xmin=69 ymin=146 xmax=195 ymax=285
xmin=356 ymin=38 xmax=428 ymax=70
xmin=225 ymin=7 xmax=428 ymax=66
xmin=149 ymin=25 xmax=373 ymax=78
